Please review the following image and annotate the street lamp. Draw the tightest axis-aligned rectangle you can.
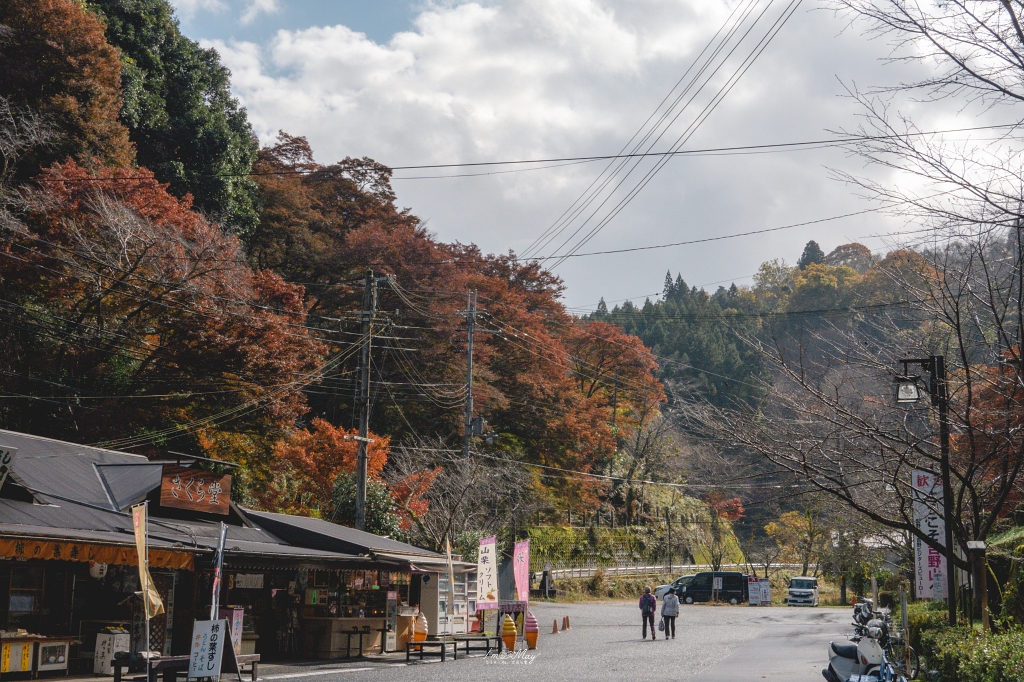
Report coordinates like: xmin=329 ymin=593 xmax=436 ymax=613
xmin=895 ymin=355 xmax=958 ymax=627
xmin=894 ymin=375 xmax=922 ymax=403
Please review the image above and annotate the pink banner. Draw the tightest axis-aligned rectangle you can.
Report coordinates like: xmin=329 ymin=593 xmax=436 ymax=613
xmin=513 ymin=539 xmax=530 ymax=602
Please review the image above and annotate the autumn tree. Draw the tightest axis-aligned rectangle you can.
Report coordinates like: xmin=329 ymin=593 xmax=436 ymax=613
xmin=0 ymin=161 xmax=326 ymax=488
xmin=87 ymin=0 xmax=260 ymax=233
xmin=0 ymin=0 xmax=134 ymax=177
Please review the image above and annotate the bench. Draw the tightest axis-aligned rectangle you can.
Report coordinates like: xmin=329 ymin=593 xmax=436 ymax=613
xmin=452 ymin=636 xmax=498 ymax=657
xmin=112 ymin=654 xmax=259 ymax=682
xmin=405 ymin=640 xmax=456 ymax=662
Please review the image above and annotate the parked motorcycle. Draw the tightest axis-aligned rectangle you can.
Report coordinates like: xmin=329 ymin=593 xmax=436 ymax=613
xmin=822 ymin=600 xmax=907 ymax=682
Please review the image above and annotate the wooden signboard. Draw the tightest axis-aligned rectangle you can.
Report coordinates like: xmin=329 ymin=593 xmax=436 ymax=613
xmin=160 ymin=465 xmax=231 ymax=515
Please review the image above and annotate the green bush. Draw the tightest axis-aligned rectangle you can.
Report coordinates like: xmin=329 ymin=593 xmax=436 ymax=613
xmin=919 ymin=627 xmax=1024 ymax=682
xmin=906 ymin=600 xmax=950 ymax=651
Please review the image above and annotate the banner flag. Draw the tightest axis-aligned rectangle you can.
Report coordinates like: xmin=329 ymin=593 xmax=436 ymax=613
xmin=476 ymin=536 xmax=499 ymax=609
xmin=912 ymin=470 xmax=947 ymax=600
xmin=513 ymin=539 xmax=530 ymax=602
xmin=131 ymin=503 xmax=165 ymax=619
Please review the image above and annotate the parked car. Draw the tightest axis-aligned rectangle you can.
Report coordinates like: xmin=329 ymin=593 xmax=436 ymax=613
xmin=787 ymin=576 xmax=819 ymax=606
xmin=678 ymin=571 xmax=748 ymax=604
xmin=655 ymin=574 xmax=696 ymax=599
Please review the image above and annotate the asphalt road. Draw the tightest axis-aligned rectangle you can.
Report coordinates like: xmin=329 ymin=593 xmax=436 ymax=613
xmin=260 ymin=602 xmax=852 ymax=682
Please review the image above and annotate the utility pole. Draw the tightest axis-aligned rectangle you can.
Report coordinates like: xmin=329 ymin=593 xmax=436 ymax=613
xmin=462 ymin=291 xmax=477 ymax=458
xmin=933 ymin=354 xmax=957 ymax=627
xmin=896 ymin=355 xmax=957 ymax=626
xmin=611 ymin=367 xmax=619 ymax=429
xmin=354 ymin=270 xmax=378 ymax=531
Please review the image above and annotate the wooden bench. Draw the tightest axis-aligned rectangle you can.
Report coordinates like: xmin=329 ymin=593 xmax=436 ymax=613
xmin=112 ymin=654 xmax=259 ymax=682
xmin=405 ymin=640 xmax=456 ymax=662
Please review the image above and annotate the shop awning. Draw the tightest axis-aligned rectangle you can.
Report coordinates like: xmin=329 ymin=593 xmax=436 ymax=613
xmin=372 ymin=551 xmax=475 ymax=573
xmin=0 ymin=536 xmax=194 ymax=570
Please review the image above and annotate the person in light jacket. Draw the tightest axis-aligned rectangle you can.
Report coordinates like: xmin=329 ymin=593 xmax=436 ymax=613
xmin=661 ymin=589 xmax=680 ymax=639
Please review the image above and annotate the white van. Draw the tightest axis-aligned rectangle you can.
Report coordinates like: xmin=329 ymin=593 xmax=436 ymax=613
xmin=787 ymin=577 xmax=819 ymax=606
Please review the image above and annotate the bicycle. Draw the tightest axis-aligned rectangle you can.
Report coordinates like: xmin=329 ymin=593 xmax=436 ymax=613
xmin=882 ymin=623 xmax=920 ymax=679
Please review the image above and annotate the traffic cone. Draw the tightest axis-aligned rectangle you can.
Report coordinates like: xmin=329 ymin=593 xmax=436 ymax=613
xmin=552 ymin=619 xmax=559 ymax=634
xmin=561 ymin=615 xmax=571 ymax=631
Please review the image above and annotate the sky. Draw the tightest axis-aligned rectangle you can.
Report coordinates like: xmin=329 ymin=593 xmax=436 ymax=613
xmin=169 ymin=0 xmax=999 ymax=310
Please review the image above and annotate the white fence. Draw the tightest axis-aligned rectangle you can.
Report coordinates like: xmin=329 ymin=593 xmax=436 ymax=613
xmin=549 ymin=563 xmax=813 ymax=580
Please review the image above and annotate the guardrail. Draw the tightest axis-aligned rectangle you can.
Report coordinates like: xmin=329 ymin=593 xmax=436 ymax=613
xmin=548 ymin=563 xmax=813 ymax=580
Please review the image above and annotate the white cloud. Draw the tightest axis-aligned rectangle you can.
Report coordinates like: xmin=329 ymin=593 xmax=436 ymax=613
xmin=207 ymin=0 xmax=978 ymax=307
xmin=169 ymin=0 xmax=227 ymax=18
xmin=240 ymin=0 xmax=280 ymax=25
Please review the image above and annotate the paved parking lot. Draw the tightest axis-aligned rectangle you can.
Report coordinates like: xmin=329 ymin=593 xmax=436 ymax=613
xmin=248 ymin=601 xmax=851 ymax=682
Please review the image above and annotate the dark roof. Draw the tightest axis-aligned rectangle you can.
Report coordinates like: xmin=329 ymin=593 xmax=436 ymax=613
xmin=244 ymin=510 xmax=444 ymax=559
xmin=0 ymin=429 xmax=441 ymax=567
xmin=0 ymin=429 xmax=151 ymax=510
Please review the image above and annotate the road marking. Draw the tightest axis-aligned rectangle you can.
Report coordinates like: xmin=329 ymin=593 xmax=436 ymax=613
xmin=259 ymin=668 xmax=373 ymax=680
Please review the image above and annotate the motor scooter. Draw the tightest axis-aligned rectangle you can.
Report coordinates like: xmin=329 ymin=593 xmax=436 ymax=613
xmin=822 ymin=601 xmax=906 ymax=682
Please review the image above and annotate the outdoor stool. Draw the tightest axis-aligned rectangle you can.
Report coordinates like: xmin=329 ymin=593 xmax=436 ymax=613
xmin=344 ymin=628 xmax=366 ymax=658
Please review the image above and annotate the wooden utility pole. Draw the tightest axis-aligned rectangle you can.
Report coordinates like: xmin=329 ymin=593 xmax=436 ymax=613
xmin=354 ymin=271 xmax=378 ymax=531
xmin=462 ymin=291 xmax=477 ymax=458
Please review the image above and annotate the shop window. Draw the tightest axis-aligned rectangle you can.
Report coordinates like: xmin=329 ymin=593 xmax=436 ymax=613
xmin=11 ymin=565 xmax=43 ymax=608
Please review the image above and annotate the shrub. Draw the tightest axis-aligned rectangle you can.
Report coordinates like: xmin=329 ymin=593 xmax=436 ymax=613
xmin=919 ymin=627 xmax=1024 ymax=682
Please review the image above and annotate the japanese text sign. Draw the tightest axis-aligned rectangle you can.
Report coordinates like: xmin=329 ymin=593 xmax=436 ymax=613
xmin=513 ymin=539 xmax=530 ymax=602
xmin=188 ymin=620 xmax=226 ymax=678
xmin=477 ymin=536 xmax=499 ymax=609
xmin=161 ymin=465 xmax=231 ymax=515
xmin=912 ymin=469 xmax=947 ymax=600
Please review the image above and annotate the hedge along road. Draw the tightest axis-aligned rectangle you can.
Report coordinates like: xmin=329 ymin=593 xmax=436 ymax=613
xmin=273 ymin=601 xmax=851 ymax=682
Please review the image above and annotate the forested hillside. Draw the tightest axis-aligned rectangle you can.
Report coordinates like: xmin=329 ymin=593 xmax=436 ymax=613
xmin=0 ymin=0 xmax=668 ymax=547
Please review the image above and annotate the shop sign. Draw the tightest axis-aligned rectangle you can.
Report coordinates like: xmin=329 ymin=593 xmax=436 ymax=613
xmin=747 ymin=576 xmax=759 ymax=605
xmin=759 ymin=578 xmax=771 ymax=605
xmin=188 ymin=620 xmax=227 ymax=678
xmin=233 ymin=574 xmax=264 ymax=589
xmin=0 ymin=446 xmax=16 ymax=490
xmin=0 ymin=538 xmax=194 ymax=570
xmin=161 ymin=465 xmax=232 ymax=515
xmin=476 ymin=536 xmax=498 ymax=609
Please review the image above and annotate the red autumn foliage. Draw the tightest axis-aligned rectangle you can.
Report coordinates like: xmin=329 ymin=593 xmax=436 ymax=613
xmin=705 ymin=491 xmax=745 ymax=521
xmin=0 ymin=161 xmax=326 ymax=475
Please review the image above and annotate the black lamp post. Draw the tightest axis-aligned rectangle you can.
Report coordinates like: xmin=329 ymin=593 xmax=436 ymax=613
xmin=895 ymin=355 xmax=957 ymax=627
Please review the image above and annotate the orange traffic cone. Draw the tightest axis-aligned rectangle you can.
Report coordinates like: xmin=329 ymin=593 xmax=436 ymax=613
xmin=561 ymin=615 xmax=571 ymax=631
xmin=552 ymin=619 xmax=560 ymax=634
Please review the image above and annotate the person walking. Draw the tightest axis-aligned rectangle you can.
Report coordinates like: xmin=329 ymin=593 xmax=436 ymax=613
xmin=640 ymin=585 xmax=657 ymax=639
xmin=661 ymin=588 xmax=679 ymax=639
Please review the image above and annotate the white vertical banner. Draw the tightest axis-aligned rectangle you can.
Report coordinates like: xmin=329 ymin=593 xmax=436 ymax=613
xmin=912 ymin=470 xmax=947 ymax=600
xmin=476 ymin=536 xmax=498 ymax=610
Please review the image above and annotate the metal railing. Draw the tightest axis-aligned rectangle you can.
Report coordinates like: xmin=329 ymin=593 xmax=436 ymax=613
xmin=548 ymin=563 xmax=813 ymax=580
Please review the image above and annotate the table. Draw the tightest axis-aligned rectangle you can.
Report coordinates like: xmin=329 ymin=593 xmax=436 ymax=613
xmin=111 ymin=654 xmax=260 ymax=682
xmin=405 ymin=641 xmax=456 ymax=662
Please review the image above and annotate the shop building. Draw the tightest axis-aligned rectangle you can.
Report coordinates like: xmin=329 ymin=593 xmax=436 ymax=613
xmin=0 ymin=429 xmax=468 ymax=673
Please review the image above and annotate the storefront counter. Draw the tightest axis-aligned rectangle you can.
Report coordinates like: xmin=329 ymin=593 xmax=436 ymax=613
xmin=1 ymin=635 xmax=73 ymax=676
xmin=301 ymin=618 xmax=385 ymax=658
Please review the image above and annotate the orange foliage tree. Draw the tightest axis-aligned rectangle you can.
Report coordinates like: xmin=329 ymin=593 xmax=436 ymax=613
xmin=0 ymin=161 xmax=326 ymax=485
xmin=0 ymin=0 xmax=134 ymax=177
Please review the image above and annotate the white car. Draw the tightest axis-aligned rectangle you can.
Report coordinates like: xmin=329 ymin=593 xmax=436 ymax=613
xmin=655 ymin=575 xmax=696 ymax=600
xmin=787 ymin=577 xmax=819 ymax=606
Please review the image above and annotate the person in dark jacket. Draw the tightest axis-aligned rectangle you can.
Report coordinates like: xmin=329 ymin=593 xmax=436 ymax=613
xmin=639 ymin=585 xmax=657 ymax=639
